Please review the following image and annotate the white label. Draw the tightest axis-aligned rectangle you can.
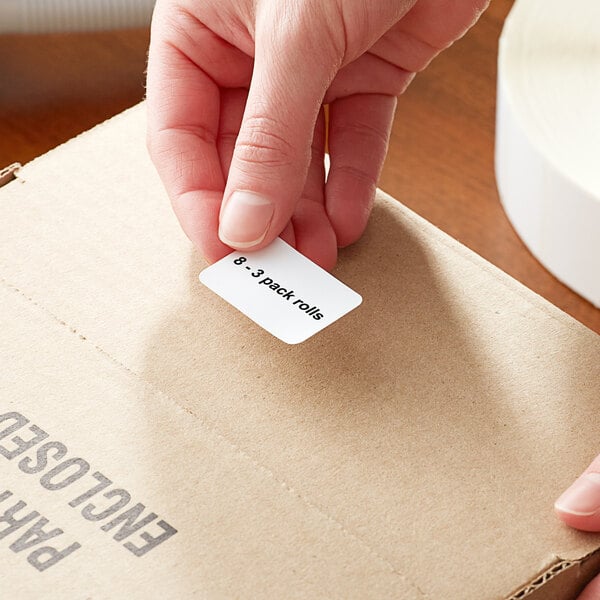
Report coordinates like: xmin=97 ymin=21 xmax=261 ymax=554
xmin=199 ymin=238 xmax=362 ymax=344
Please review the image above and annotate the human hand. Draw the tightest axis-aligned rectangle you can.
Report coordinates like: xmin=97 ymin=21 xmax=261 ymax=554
xmin=146 ymin=0 xmax=488 ymax=269
xmin=555 ymin=454 xmax=600 ymax=599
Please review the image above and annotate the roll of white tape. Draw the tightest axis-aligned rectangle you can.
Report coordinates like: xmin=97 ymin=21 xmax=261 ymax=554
xmin=495 ymin=0 xmax=600 ymax=307
xmin=0 ymin=0 xmax=156 ymax=33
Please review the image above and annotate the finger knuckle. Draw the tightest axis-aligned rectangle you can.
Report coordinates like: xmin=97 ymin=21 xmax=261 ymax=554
xmin=332 ymin=120 xmax=390 ymax=152
xmin=334 ymin=164 xmax=378 ymax=189
xmin=235 ymin=115 xmax=298 ymax=169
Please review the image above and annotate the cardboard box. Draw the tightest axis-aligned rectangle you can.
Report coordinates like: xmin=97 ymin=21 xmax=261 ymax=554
xmin=0 ymin=104 xmax=599 ymax=599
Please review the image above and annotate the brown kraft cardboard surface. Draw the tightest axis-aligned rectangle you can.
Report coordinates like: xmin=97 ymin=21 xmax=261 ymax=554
xmin=0 ymin=103 xmax=599 ymax=599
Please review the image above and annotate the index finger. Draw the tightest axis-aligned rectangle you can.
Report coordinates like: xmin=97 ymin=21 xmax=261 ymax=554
xmin=146 ymin=11 xmax=229 ymax=262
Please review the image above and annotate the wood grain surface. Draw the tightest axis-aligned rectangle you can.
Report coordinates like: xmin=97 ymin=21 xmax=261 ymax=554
xmin=0 ymin=0 xmax=598 ymax=333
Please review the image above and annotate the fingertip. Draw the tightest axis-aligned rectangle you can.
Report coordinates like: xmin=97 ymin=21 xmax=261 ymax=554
xmin=554 ymin=473 xmax=600 ymax=532
xmin=316 ymin=247 xmax=338 ymax=272
xmin=172 ymin=190 xmax=231 ymax=263
xmin=293 ymin=209 xmax=338 ymax=272
xmin=217 ymin=190 xmax=276 ymax=251
xmin=327 ymin=186 xmax=375 ymax=248
xmin=554 ymin=506 xmax=600 ymax=533
xmin=334 ymin=224 xmax=370 ymax=249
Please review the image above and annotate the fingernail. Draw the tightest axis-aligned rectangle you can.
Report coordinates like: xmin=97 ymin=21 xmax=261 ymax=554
xmin=555 ymin=473 xmax=600 ymax=516
xmin=218 ymin=191 xmax=274 ymax=248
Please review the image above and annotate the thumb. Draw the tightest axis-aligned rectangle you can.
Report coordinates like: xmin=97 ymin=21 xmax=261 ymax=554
xmin=218 ymin=5 xmax=338 ymax=251
xmin=555 ymin=453 xmax=600 ymax=531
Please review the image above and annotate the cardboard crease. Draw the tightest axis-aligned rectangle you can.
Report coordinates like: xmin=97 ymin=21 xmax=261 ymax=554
xmin=0 ymin=275 xmax=429 ymax=599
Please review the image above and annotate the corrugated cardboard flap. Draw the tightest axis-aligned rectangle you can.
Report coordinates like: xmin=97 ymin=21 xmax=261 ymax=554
xmin=509 ymin=549 xmax=600 ymax=600
xmin=1 ymin=103 xmax=599 ymax=599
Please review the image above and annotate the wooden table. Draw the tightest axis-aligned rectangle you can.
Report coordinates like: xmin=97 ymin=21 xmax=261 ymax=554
xmin=1 ymin=0 xmax=598 ymax=334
